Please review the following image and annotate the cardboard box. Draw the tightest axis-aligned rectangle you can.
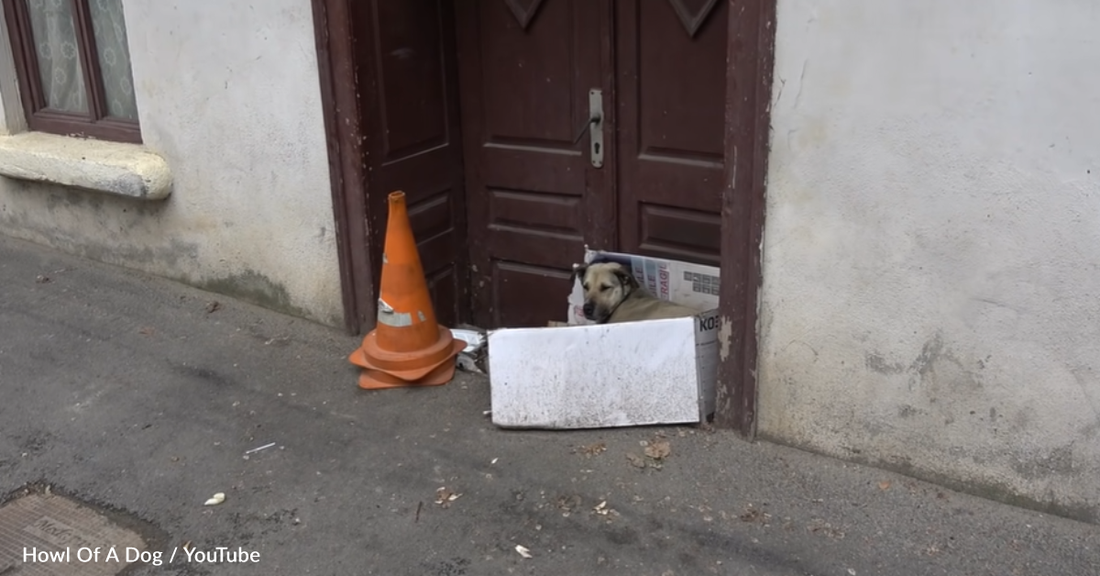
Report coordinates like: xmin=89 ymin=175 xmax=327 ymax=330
xmin=487 ymin=247 xmax=721 ymax=429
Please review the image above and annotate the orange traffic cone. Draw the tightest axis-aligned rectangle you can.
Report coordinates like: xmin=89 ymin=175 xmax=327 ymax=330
xmin=348 ymin=191 xmax=466 ymax=389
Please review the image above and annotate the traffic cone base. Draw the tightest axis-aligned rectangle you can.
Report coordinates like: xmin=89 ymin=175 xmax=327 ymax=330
xmin=349 ymin=325 xmax=465 ymax=376
xmin=357 ymin=358 xmax=459 ymax=390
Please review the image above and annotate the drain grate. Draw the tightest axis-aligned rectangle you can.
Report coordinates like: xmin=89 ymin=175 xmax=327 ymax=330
xmin=0 ymin=491 xmax=147 ymax=576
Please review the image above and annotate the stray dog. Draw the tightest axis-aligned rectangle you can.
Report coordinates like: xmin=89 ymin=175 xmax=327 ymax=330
xmin=572 ymin=261 xmax=700 ymax=324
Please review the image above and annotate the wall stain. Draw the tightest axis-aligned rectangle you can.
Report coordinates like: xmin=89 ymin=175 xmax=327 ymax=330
xmin=866 ymin=351 xmax=906 ymax=375
xmin=898 ymin=404 xmax=922 ymax=418
xmin=196 ymin=269 xmax=310 ymax=320
xmin=1011 ymin=443 xmax=1076 ymax=480
xmin=906 ymin=331 xmax=983 ymax=393
xmin=3 ymin=181 xmax=326 ymax=323
xmin=82 ymin=239 xmax=199 ymax=270
xmin=907 ymin=333 xmax=946 ymax=390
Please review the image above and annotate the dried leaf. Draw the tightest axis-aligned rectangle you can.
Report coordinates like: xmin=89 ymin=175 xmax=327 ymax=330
xmin=626 ymin=453 xmax=646 ymax=468
xmin=739 ymin=505 xmax=769 ymax=523
xmin=576 ymin=442 xmax=606 ymax=457
xmin=435 ymin=487 xmax=462 ymax=508
xmin=644 ymin=439 xmax=671 ymax=460
xmin=556 ymin=495 xmax=581 ymax=512
xmin=593 ymin=500 xmax=614 ymax=516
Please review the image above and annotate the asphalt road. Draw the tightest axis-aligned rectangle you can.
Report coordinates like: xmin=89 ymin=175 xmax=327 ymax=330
xmin=1 ymin=234 xmax=1097 ymax=576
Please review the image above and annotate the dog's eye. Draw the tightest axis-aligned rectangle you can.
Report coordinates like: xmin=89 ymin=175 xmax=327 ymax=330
xmin=600 ymin=285 xmax=611 ymax=292
xmin=582 ymin=284 xmax=589 ymax=291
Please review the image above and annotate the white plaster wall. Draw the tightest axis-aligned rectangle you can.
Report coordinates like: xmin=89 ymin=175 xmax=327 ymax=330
xmin=0 ymin=12 xmax=26 ymax=135
xmin=0 ymin=0 xmax=343 ymax=326
xmin=760 ymin=0 xmax=1100 ymax=521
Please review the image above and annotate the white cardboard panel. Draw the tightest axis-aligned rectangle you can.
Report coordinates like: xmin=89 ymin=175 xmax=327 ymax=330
xmin=488 ymin=317 xmax=702 ymax=429
xmin=490 ymin=247 xmax=722 ymax=430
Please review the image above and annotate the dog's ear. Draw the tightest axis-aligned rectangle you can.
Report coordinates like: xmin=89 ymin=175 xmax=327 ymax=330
xmin=570 ymin=263 xmax=588 ymax=286
xmin=612 ymin=266 xmax=639 ymax=290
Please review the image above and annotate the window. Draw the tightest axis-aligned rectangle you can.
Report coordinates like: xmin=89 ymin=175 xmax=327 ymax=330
xmin=2 ymin=0 xmax=140 ymax=143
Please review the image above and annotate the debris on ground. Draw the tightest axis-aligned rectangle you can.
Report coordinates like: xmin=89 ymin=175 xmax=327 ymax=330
xmin=244 ymin=442 xmax=276 ymax=455
xmin=138 ymin=327 xmax=155 ymax=336
xmin=878 ymin=480 xmax=892 ymax=491
xmin=205 ymin=300 xmax=222 ymax=313
xmin=514 ymin=544 xmax=533 ymax=559
xmin=435 ymin=487 xmax=461 ymax=508
xmin=204 ymin=492 xmax=226 ymax=506
xmin=573 ymin=442 xmax=606 ymax=457
xmin=739 ymin=504 xmax=771 ymax=525
xmin=643 ymin=438 xmax=671 ymax=460
xmin=456 ymin=354 xmax=482 ymax=373
xmin=807 ymin=518 xmax=846 ymax=540
xmin=627 ymin=436 xmax=672 ymax=470
xmin=592 ymin=500 xmax=616 ymax=517
xmin=556 ymin=495 xmax=582 ymax=517
xmin=451 ymin=327 xmax=488 ymax=374
xmin=34 ymin=268 xmax=66 ymax=285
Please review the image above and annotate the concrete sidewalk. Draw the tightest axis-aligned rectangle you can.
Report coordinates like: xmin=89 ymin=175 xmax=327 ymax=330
xmin=0 ymin=234 xmax=1097 ymax=576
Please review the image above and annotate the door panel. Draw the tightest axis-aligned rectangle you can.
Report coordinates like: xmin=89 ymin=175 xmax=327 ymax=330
xmin=353 ymin=0 xmax=468 ymax=328
xmin=616 ymin=0 xmax=728 ymax=266
xmin=455 ymin=0 xmax=614 ymax=328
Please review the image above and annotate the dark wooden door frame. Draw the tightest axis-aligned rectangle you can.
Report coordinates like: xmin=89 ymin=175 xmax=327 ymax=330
xmin=713 ymin=0 xmax=777 ymax=436
xmin=311 ymin=0 xmax=374 ymax=335
xmin=310 ymin=0 xmax=777 ymax=435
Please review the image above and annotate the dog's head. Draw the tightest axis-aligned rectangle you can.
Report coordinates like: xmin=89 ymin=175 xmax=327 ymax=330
xmin=571 ymin=262 xmax=639 ymax=323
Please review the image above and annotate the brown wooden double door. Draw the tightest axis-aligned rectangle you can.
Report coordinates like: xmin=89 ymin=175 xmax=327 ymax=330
xmin=456 ymin=0 xmax=728 ymax=328
xmin=355 ymin=0 xmax=728 ymax=330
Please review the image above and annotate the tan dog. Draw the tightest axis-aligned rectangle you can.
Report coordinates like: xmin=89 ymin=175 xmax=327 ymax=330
xmin=573 ymin=262 xmax=700 ymax=324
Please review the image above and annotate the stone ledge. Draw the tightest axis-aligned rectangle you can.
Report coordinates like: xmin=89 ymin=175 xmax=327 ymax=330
xmin=0 ymin=131 xmax=172 ymax=200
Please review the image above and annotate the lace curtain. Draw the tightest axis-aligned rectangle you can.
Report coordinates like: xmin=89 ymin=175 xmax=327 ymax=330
xmin=25 ymin=0 xmax=138 ymax=120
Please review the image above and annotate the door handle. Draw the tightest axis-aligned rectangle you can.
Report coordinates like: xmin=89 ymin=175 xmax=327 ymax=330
xmin=572 ymin=89 xmax=604 ymax=169
xmin=572 ymin=115 xmax=597 ymax=144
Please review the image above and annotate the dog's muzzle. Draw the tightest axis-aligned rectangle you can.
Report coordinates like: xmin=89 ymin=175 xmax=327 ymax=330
xmin=582 ymin=301 xmax=596 ymax=320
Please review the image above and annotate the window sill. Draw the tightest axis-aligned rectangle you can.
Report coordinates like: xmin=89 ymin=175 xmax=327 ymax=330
xmin=0 ymin=131 xmax=171 ymax=200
